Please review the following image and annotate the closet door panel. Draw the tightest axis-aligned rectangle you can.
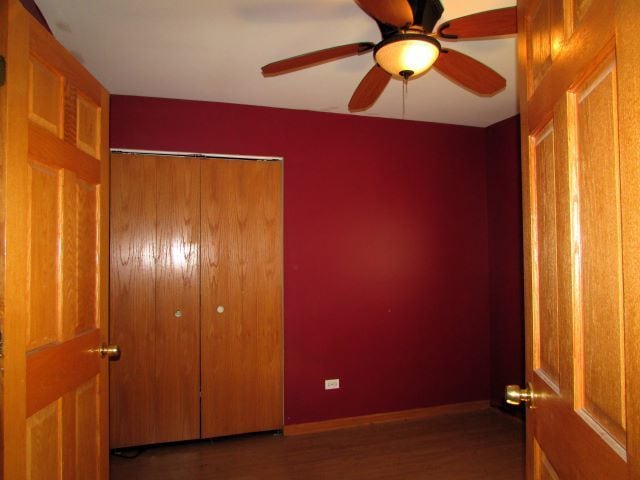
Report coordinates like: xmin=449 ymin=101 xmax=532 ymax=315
xmin=109 ymin=154 xmax=157 ymax=448
xmin=154 ymin=156 xmax=201 ymax=443
xmin=200 ymin=159 xmax=283 ymax=438
xmin=110 ymin=154 xmax=201 ymax=447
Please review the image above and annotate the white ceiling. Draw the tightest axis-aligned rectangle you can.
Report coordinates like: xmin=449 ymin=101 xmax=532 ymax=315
xmin=36 ymin=0 xmax=518 ymax=127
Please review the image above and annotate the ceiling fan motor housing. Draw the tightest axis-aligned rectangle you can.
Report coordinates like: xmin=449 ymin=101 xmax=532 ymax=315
xmin=414 ymin=0 xmax=445 ymax=32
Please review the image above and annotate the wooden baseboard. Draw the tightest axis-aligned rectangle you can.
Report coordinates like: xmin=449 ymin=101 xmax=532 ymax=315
xmin=283 ymin=400 xmax=490 ymax=436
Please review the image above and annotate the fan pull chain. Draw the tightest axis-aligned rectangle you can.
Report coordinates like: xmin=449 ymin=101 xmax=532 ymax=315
xmin=402 ymin=76 xmax=408 ymax=119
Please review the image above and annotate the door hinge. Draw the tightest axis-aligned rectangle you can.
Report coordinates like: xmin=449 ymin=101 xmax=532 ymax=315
xmin=0 ymin=56 xmax=5 ymax=87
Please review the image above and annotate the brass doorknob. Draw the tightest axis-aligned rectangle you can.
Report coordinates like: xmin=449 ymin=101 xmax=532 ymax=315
xmin=505 ymin=384 xmax=534 ymax=407
xmin=93 ymin=344 xmax=121 ymax=359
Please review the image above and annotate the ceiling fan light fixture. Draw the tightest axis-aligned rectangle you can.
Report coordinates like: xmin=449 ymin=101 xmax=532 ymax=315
xmin=374 ymin=34 xmax=441 ymax=79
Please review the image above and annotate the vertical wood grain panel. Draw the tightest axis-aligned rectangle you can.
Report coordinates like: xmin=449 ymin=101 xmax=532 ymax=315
xmin=154 ymin=156 xmax=201 ymax=443
xmin=531 ymin=126 xmax=560 ymax=388
xmin=77 ymin=180 xmax=98 ymax=334
xmin=26 ymin=401 xmax=60 ymax=480
xmin=109 ymin=154 xmax=157 ymax=448
xmin=529 ymin=0 xmax=552 ymax=90
xmin=533 ymin=438 xmax=560 ymax=480
xmin=75 ymin=378 xmax=98 ymax=480
xmin=96 ymin=86 xmax=110 ymax=480
xmin=201 ymin=160 xmax=245 ymax=437
xmin=201 ymin=159 xmax=283 ymax=438
xmin=27 ymin=163 xmax=60 ymax=350
xmin=60 ymin=169 xmax=78 ymax=341
xmin=254 ymin=163 xmax=283 ymax=429
xmin=616 ymin=0 xmax=640 ymax=475
xmin=75 ymin=94 xmax=100 ymax=159
xmin=28 ymin=56 xmax=62 ymax=136
xmin=574 ymin=0 xmax=593 ymax=23
xmin=62 ymin=82 xmax=77 ymax=145
xmin=527 ymin=0 xmax=565 ymax=93
xmin=0 ymin=3 xmax=7 ymax=473
xmin=550 ymin=97 xmax=575 ymax=406
xmin=573 ymin=59 xmax=626 ymax=444
xmin=60 ymin=392 xmax=75 ymax=480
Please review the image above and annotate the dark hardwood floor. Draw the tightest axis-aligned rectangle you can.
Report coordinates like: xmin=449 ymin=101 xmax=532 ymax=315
xmin=110 ymin=408 xmax=524 ymax=480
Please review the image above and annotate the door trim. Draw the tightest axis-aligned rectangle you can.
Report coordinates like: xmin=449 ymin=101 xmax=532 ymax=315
xmin=110 ymin=148 xmax=283 ymax=162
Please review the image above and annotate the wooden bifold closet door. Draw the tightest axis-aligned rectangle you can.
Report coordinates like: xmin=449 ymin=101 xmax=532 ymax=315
xmin=200 ymin=159 xmax=283 ymax=438
xmin=109 ymin=153 xmax=283 ymax=449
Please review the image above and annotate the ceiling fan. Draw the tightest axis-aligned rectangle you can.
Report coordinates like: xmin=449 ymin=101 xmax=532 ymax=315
xmin=261 ymin=0 xmax=517 ymax=112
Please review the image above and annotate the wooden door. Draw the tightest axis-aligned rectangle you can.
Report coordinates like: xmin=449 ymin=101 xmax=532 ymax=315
xmin=110 ymin=154 xmax=201 ymax=448
xmin=201 ymin=159 xmax=283 ymax=438
xmin=518 ymin=0 xmax=639 ymax=478
xmin=1 ymin=0 xmax=110 ymax=478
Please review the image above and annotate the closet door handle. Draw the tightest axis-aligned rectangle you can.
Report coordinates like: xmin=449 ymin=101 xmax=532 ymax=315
xmin=216 ymin=305 xmax=225 ymax=314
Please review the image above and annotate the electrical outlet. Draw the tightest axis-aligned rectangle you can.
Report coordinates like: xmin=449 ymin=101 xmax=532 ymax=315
xmin=325 ymin=378 xmax=340 ymax=390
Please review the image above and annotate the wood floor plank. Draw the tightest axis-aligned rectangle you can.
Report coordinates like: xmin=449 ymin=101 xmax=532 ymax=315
xmin=110 ymin=408 xmax=524 ymax=480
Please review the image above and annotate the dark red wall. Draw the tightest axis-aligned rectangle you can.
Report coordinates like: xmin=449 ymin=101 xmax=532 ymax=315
xmin=485 ymin=116 xmax=524 ymax=407
xmin=110 ymin=95 xmax=491 ymax=425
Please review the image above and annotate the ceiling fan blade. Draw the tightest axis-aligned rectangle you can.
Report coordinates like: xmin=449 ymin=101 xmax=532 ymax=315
xmin=262 ymin=43 xmax=374 ymax=76
xmin=348 ymin=64 xmax=391 ymax=112
xmin=437 ymin=7 xmax=517 ymax=39
xmin=354 ymin=0 xmax=413 ymax=28
xmin=434 ymin=49 xmax=506 ymax=95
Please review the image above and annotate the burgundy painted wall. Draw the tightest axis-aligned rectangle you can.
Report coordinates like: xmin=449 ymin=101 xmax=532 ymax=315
xmin=485 ymin=116 xmax=524 ymax=407
xmin=110 ymin=95 xmax=491 ymax=425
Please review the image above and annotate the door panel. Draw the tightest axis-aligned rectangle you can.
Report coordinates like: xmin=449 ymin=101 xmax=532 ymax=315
xmin=528 ymin=0 xmax=553 ymax=90
xmin=27 ymin=163 xmax=59 ymax=350
xmin=533 ymin=439 xmax=560 ymax=480
xmin=77 ymin=179 xmax=99 ymax=333
xmin=200 ymin=159 xmax=283 ymax=438
xmin=26 ymin=402 xmax=59 ymax=480
xmin=573 ymin=58 xmax=625 ymax=446
xmin=3 ymin=1 xmax=110 ymax=478
xmin=154 ymin=156 xmax=201 ymax=443
xmin=76 ymin=378 xmax=99 ymax=479
xmin=519 ymin=0 xmax=638 ymax=477
xmin=76 ymin=94 xmax=102 ymax=158
xmin=531 ymin=123 xmax=560 ymax=391
xmin=28 ymin=56 xmax=63 ymax=135
xmin=109 ymin=154 xmax=157 ymax=448
xmin=110 ymin=154 xmax=201 ymax=447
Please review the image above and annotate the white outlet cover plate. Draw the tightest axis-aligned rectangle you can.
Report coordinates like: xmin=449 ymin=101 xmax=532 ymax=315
xmin=325 ymin=379 xmax=340 ymax=390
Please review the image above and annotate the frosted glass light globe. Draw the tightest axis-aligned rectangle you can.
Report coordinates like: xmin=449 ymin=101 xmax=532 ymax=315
xmin=375 ymin=35 xmax=441 ymax=78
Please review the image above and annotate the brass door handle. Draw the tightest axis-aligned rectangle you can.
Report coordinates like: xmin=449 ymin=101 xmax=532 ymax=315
xmin=93 ymin=344 xmax=121 ymax=359
xmin=505 ymin=383 xmax=534 ymax=407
